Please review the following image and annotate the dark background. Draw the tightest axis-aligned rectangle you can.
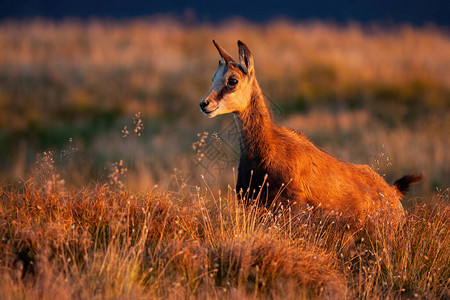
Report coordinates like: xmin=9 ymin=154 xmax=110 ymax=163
xmin=2 ymin=0 xmax=449 ymax=26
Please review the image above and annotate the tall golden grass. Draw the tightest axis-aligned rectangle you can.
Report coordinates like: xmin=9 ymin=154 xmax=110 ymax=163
xmin=0 ymin=174 xmax=448 ymax=298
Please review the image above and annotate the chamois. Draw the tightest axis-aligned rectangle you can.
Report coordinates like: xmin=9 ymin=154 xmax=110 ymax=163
xmin=199 ymin=40 xmax=423 ymax=222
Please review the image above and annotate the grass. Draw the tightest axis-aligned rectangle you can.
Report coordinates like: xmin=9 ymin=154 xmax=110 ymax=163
xmin=0 ymin=174 xmax=448 ymax=299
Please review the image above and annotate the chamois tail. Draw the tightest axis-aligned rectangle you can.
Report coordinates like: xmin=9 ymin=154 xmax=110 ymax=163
xmin=393 ymin=174 xmax=424 ymax=195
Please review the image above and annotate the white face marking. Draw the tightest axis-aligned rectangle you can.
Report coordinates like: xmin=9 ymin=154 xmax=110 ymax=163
xmin=200 ymin=63 xmax=252 ymax=118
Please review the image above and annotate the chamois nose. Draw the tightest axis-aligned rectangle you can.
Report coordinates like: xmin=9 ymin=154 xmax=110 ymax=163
xmin=200 ymin=100 xmax=209 ymax=111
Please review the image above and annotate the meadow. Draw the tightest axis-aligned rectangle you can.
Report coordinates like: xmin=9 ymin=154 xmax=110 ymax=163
xmin=0 ymin=18 xmax=449 ymax=298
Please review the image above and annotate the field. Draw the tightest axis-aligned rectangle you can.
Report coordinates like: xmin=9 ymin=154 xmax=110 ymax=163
xmin=0 ymin=18 xmax=449 ymax=298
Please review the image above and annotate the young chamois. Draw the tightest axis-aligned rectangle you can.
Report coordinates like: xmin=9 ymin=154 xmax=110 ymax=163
xmin=199 ymin=40 xmax=423 ymax=222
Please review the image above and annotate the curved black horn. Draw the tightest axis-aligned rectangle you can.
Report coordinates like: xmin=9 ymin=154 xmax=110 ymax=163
xmin=213 ymin=40 xmax=235 ymax=64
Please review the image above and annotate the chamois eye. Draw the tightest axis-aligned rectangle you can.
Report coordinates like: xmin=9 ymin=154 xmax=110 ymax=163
xmin=228 ymin=78 xmax=238 ymax=87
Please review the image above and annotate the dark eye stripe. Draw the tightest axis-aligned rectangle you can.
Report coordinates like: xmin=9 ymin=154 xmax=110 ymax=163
xmin=217 ymin=86 xmax=227 ymax=98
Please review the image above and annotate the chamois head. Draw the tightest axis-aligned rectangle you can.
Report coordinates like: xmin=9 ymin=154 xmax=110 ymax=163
xmin=200 ymin=40 xmax=255 ymax=118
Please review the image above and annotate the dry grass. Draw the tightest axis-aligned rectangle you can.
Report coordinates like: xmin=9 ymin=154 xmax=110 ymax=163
xmin=0 ymin=175 xmax=448 ymax=299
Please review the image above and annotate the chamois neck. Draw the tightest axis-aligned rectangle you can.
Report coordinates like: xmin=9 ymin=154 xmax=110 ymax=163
xmin=234 ymin=81 xmax=274 ymax=159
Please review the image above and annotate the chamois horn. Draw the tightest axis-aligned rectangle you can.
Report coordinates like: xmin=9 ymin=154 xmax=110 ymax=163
xmin=212 ymin=40 xmax=235 ymax=64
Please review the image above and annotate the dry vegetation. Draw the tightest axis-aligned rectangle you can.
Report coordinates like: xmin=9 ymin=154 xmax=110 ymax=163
xmin=0 ymin=170 xmax=448 ymax=299
xmin=0 ymin=18 xmax=449 ymax=298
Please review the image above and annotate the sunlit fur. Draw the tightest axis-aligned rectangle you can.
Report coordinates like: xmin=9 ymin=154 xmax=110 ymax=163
xmin=200 ymin=40 xmax=423 ymax=223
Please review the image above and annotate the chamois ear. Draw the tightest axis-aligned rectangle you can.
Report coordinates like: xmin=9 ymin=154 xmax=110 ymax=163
xmin=237 ymin=40 xmax=254 ymax=76
xmin=213 ymin=40 xmax=235 ymax=65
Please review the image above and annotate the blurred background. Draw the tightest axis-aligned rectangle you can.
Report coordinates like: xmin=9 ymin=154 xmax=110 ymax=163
xmin=0 ymin=1 xmax=449 ymax=196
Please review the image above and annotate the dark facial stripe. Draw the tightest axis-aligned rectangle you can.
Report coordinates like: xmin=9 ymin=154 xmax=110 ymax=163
xmin=217 ymin=85 xmax=229 ymax=99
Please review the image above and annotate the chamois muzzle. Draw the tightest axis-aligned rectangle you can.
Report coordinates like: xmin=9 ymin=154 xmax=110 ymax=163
xmin=199 ymin=97 xmax=218 ymax=117
xmin=200 ymin=93 xmax=219 ymax=118
xmin=199 ymin=99 xmax=209 ymax=111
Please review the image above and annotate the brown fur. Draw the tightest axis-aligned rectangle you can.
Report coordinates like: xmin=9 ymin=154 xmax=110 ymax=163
xmin=200 ymin=40 xmax=423 ymax=223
